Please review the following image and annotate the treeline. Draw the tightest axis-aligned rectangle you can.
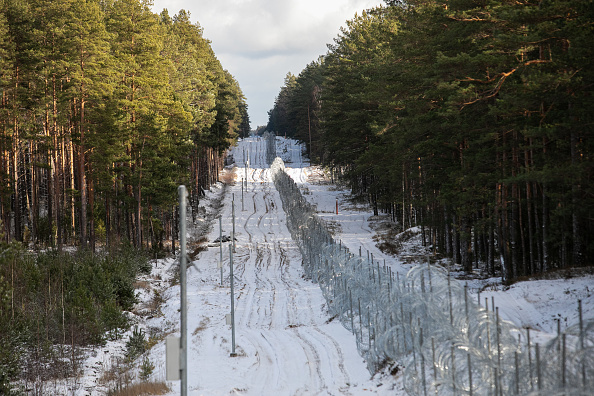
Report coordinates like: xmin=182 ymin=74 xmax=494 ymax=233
xmin=267 ymin=0 xmax=593 ymax=281
xmin=0 ymin=0 xmax=250 ymax=250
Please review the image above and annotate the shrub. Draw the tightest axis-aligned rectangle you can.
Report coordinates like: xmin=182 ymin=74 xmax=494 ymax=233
xmin=139 ymin=357 xmax=154 ymax=381
xmin=125 ymin=327 xmax=147 ymax=361
xmin=107 ymin=381 xmax=169 ymax=396
xmin=0 ymin=242 xmax=151 ymax=388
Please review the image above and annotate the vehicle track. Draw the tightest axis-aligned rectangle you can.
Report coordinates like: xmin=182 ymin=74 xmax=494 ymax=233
xmin=311 ymin=326 xmax=352 ymax=387
xmin=294 ymin=327 xmax=326 ymax=394
xmin=207 ymin=138 xmax=357 ymax=394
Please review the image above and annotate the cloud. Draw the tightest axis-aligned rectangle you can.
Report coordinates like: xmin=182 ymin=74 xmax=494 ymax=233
xmin=152 ymin=0 xmax=384 ymax=127
xmin=217 ymin=52 xmax=317 ymax=127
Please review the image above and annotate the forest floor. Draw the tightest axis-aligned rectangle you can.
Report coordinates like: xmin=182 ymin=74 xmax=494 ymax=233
xmin=52 ymin=136 xmax=593 ymax=395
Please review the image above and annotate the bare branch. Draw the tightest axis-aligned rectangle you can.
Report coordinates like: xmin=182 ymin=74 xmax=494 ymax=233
xmin=460 ymin=60 xmax=552 ymax=108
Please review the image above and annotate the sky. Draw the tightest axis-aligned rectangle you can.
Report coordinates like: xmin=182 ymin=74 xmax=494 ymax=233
xmin=151 ymin=0 xmax=385 ymax=129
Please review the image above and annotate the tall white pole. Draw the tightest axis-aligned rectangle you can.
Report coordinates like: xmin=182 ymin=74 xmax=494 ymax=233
xmin=229 ymin=244 xmax=237 ymax=357
xmin=232 ymin=199 xmax=236 ymax=253
xmin=178 ymin=185 xmax=188 ymax=396
xmin=219 ymin=216 xmax=223 ymax=285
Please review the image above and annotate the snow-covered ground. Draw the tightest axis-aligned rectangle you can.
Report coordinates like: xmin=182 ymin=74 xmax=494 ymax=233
xmin=64 ymin=136 xmax=592 ymax=395
xmin=280 ymin=138 xmax=592 ymax=342
xmin=151 ymin=136 xmax=402 ymax=395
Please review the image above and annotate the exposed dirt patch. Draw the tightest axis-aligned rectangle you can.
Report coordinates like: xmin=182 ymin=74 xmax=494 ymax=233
xmin=188 ymin=236 xmax=208 ymax=260
xmin=371 ymin=220 xmax=415 ymax=256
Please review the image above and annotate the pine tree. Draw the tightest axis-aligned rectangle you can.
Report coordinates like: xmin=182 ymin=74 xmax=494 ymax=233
xmin=267 ymin=72 xmax=297 ymax=137
xmin=277 ymin=0 xmax=594 ymax=279
xmin=1 ymin=0 xmax=37 ymax=243
xmin=286 ymin=60 xmax=323 ymax=161
xmin=106 ymin=0 xmax=191 ymax=248
xmin=0 ymin=3 xmax=14 ymax=240
xmin=64 ymin=0 xmax=118 ymax=249
xmin=0 ymin=0 xmax=245 ymax=252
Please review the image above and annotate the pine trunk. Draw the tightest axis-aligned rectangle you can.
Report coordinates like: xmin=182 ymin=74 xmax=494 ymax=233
xmin=570 ymin=128 xmax=583 ymax=266
xmin=79 ymin=136 xmax=87 ymax=247
xmin=542 ymin=184 xmax=548 ymax=272
xmin=89 ymin=178 xmax=95 ymax=251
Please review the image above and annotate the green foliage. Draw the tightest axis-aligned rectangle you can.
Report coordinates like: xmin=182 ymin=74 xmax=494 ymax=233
xmin=267 ymin=62 xmax=326 ymax=161
xmin=0 ymin=243 xmax=151 ymax=388
xmin=0 ymin=283 xmax=16 ymax=392
xmin=0 ymin=234 xmax=23 ymax=393
xmin=102 ymin=298 xmax=129 ymax=341
xmin=267 ymin=72 xmax=298 ymax=138
xmin=139 ymin=356 xmax=155 ymax=380
xmin=0 ymin=0 xmax=249 ymax=249
xmin=125 ymin=326 xmax=147 ymax=361
xmin=273 ymin=1 xmax=594 ymax=278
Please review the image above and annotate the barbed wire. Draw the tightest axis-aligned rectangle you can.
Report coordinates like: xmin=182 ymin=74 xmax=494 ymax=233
xmin=270 ymin=155 xmax=594 ymax=396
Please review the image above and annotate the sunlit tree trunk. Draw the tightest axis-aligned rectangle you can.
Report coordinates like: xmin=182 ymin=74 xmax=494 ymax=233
xmin=79 ymin=98 xmax=87 ymax=248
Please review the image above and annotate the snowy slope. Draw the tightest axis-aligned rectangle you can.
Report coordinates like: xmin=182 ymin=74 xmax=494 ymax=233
xmin=278 ymin=136 xmax=593 ymax=346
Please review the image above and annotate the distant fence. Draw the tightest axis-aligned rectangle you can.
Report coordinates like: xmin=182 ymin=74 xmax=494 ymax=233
xmin=270 ymin=156 xmax=594 ymax=396
xmin=264 ymin=131 xmax=276 ymax=165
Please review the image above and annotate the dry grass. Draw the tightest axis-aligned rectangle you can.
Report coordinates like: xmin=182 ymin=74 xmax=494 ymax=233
xmin=133 ymin=280 xmax=151 ymax=291
xmin=372 ymin=223 xmax=417 ymax=256
xmin=373 ymin=230 xmax=402 ymax=255
xmin=188 ymin=236 xmax=208 ymax=260
xmin=221 ymin=168 xmax=236 ymax=184
xmin=133 ymin=288 xmax=165 ymax=318
xmin=146 ymin=289 xmax=164 ymax=316
xmin=98 ymin=356 xmax=130 ymax=387
xmin=98 ymin=365 xmax=119 ymax=385
xmin=108 ymin=381 xmax=170 ymax=396
xmin=192 ymin=317 xmax=211 ymax=336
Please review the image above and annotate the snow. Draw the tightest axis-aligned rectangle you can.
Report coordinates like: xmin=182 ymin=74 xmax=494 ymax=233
xmin=57 ymin=136 xmax=592 ymax=395
xmin=146 ymin=136 xmax=401 ymax=395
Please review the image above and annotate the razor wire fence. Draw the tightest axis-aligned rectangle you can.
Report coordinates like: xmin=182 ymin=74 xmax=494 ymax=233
xmin=270 ymin=156 xmax=594 ymax=396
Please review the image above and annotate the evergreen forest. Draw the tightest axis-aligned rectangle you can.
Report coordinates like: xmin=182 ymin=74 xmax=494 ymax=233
xmin=0 ymin=0 xmax=249 ymax=391
xmin=0 ymin=0 xmax=250 ymax=250
xmin=267 ymin=0 xmax=594 ymax=281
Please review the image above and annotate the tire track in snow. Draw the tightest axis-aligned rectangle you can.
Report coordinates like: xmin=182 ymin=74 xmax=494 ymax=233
xmin=254 ymin=170 xmax=281 ymax=330
xmin=247 ymin=169 xmax=328 ymax=389
xmin=277 ymin=241 xmax=298 ymax=328
xmin=311 ymin=327 xmax=352 ymax=389
xmin=217 ymin=139 xmax=363 ymax=394
xmin=237 ymin=175 xmax=275 ymax=328
xmin=237 ymin=192 xmax=265 ymax=328
xmin=240 ymin=329 xmax=281 ymax=392
xmin=294 ymin=327 xmax=326 ymax=394
xmin=239 ymin=170 xmax=277 ymax=329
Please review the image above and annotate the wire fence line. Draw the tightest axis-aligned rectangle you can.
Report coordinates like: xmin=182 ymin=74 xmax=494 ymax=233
xmin=269 ymin=153 xmax=594 ymax=396
xmin=264 ymin=131 xmax=276 ymax=165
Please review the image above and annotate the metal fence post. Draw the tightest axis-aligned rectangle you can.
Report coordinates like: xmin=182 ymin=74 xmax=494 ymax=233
xmin=178 ymin=185 xmax=188 ymax=396
xmin=230 ymin=244 xmax=237 ymax=357
xmin=219 ymin=216 xmax=223 ymax=286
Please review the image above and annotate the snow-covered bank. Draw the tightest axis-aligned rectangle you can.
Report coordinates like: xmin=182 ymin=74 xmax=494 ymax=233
xmin=272 ymin=149 xmax=594 ymax=395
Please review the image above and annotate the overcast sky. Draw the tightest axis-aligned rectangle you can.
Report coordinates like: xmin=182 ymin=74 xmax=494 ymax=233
xmin=151 ymin=0 xmax=384 ymax=128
